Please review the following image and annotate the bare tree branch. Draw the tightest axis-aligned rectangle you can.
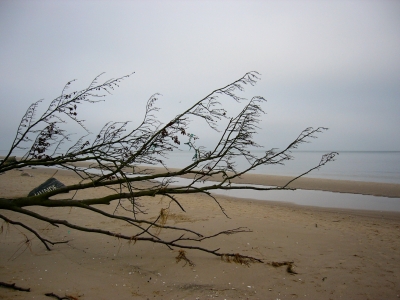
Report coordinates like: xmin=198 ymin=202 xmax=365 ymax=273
xmin=0 ymin=71 xmax=337 ymax=265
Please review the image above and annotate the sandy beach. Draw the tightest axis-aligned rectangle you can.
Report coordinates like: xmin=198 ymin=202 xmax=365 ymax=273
xmin=1 ymin=167 xmax=400 ymax=299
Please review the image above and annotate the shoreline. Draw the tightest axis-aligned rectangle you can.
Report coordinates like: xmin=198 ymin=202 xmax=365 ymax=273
xmin=133 ymin=166 xmax=400 ymax=198
xmin=1 ymin=165 xmax=400 ymax=215
xmin=2 ymin=158 xmax=400 ymax=198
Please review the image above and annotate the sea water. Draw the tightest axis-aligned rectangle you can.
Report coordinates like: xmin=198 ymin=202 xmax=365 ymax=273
xmin=161 ymin=150 xmax=400 ymax=184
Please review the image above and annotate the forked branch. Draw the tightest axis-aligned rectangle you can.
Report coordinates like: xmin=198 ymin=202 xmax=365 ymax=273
xmin=0 ymin=71 xmax=337 ymax=265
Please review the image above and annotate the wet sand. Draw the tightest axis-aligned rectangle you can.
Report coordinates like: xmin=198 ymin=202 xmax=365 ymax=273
xmin=0 ymin=167 xmax=399 ymax=299
xmin=136 ymin=165 xmax=400 ymax=198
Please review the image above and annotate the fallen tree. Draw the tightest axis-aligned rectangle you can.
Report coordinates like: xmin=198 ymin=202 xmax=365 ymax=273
xmin=0 ymin=71 xmax=336 ymax=264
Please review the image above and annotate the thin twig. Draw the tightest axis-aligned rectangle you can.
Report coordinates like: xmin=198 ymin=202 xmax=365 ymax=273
xmin=0 ymin=281 xmax=30 ymax=292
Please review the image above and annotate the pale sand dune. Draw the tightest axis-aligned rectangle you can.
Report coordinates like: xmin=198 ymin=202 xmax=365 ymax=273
xmin=1 ymin=168 xmax=400 ymax=299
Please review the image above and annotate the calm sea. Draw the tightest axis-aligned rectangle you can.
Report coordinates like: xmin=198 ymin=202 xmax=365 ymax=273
xmin=2 ymin=150 xmax=399 ymax=184
xmin=161 ymin=150 xmax=400 ymax=184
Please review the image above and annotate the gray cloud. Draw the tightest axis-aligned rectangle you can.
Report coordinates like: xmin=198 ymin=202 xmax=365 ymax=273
xmin=1 ymin=0 xmax=399 ymax=153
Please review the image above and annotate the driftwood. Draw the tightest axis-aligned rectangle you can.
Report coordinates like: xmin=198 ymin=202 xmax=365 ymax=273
xmin=268 ymin=261 xmax=298 ymax=274
xmin=0 ymin=281 xmax=30 ymax=292
xmin=45 ymin=292 xmax=79 ymax=300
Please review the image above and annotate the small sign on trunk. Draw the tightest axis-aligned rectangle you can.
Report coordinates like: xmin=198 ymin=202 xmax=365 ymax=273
xmin=28 ymin=178 xmax=66 ymax=197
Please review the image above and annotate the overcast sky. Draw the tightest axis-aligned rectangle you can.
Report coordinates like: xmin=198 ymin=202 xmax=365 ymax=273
xmin=0 ymin=0 xmax=399 ymax=153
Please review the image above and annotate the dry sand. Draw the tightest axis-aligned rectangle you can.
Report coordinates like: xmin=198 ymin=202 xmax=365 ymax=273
xmin=1 ymin=167 xmax=400 ymax=299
